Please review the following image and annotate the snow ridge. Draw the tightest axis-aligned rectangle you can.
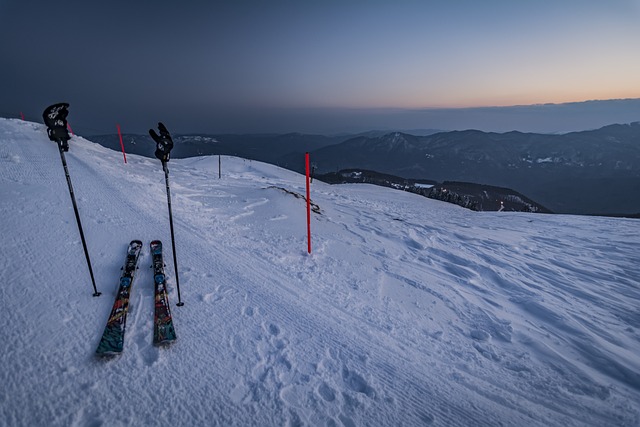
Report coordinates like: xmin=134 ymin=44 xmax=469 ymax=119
xmin=0 ymin=118 xmax=639 ymax=426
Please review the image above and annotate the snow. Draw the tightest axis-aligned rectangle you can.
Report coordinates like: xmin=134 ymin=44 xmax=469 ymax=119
xmin=414 ymin=183 xmax=433 ymax=189
xmin=536 ymin=157 xmax=554 ymax=163
xmin=1 ymin=117 xmax=639 ymax=426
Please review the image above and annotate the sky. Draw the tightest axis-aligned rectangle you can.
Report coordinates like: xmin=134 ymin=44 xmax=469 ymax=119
xmin=1 ymin=0 xmax=640 ymax=134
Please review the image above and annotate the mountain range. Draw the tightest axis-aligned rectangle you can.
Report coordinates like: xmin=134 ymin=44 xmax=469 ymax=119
xmin=89 ymin=122 xmax=640 ymax=215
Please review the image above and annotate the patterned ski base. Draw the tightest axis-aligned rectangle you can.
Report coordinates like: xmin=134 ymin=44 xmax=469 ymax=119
xmin=151 ymin=240 xmax=177 ymax=345
xmin=96 ymin=240 xmax=143 ymax=356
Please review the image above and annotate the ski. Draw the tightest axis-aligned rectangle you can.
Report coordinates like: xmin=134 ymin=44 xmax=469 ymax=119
xmin=96 ymin=240 xmax=143 ymax=356
xmin=151 ymin=240 xmax=177 ymax=345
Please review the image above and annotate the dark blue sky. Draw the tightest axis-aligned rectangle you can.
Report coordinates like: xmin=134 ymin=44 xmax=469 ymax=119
xmin=1 ymin=0 xmax=639 ymax=134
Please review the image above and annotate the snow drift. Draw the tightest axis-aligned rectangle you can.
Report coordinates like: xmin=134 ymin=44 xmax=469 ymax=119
xmin=0 ymin=118 xmax=639 ymax=426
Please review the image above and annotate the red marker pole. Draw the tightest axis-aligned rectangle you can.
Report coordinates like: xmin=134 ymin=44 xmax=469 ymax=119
xmin=67 ymin=122 xmax=74 ymax=135
xmin=116 ymin=124 xmax=127 ymax=163
xmin=305 ymin=152 xmax=312 ymax=254
xmin=20 ymin=112 xmax=25 ymax=120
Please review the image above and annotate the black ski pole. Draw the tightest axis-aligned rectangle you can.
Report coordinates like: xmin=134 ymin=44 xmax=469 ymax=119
xmin=150 ymin=122 xmax=183 ymax=306
xmin=57 ymin=143 xmax=100 ymax=296
xmin=43 ymin=103 xmax=100 ymax=297
xmin=162 ymin=161 xmax=183 ymax=306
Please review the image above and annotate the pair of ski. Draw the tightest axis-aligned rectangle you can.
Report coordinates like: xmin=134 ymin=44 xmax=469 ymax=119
xmin=96 ymin=240 xmax=177 ymax=356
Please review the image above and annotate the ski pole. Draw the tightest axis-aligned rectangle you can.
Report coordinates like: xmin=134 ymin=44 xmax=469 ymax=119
xmin=43 ymin=102 xmax=100 ymax=297
xmin=150 ymin=122 xmax=183 ymax=307
xmin=57 ymin=141 xmax=101 ymax=297
xmin=163 ymin=161 xmax=183 ymax=306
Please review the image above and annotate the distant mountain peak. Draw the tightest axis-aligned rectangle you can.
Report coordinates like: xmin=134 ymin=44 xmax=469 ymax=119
xmin=372 ymin=132 xmax=418 ymax=151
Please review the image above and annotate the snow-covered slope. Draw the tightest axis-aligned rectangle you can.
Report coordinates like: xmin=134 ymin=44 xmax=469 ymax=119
xmin=1 ymin=118 xmax=639 ymax=426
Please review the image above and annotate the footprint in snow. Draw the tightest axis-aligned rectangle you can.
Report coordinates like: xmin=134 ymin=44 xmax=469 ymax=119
xmin=317 ymin=382 xmax=336 ymax=402
xmin=342 ymin=368 xmax=376 ymax=398
xmin=264 ymin=322 xmax=280 ymax=336
xmin=202 ymin=292 xmax=221 ymax=303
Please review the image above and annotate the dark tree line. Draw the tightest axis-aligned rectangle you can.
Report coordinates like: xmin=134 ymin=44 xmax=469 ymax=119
xmin=425 ymin=187 xmax=480 ymax=211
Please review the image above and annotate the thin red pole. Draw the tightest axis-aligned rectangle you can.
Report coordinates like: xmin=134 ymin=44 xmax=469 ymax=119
xmin=67 ymin=122 xmax=74 ymax=135
xmin=20 ymin=112 xmax=25 ymax=120
xmin=305 ymin=152 xmax=311 ymax=254
xmin=116 ymin=124 xmax=127 ymax=163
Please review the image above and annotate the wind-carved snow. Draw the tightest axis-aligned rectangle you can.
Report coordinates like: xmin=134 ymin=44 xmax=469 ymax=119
xmin=0 ymin=117 xmax=639 ymax=426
